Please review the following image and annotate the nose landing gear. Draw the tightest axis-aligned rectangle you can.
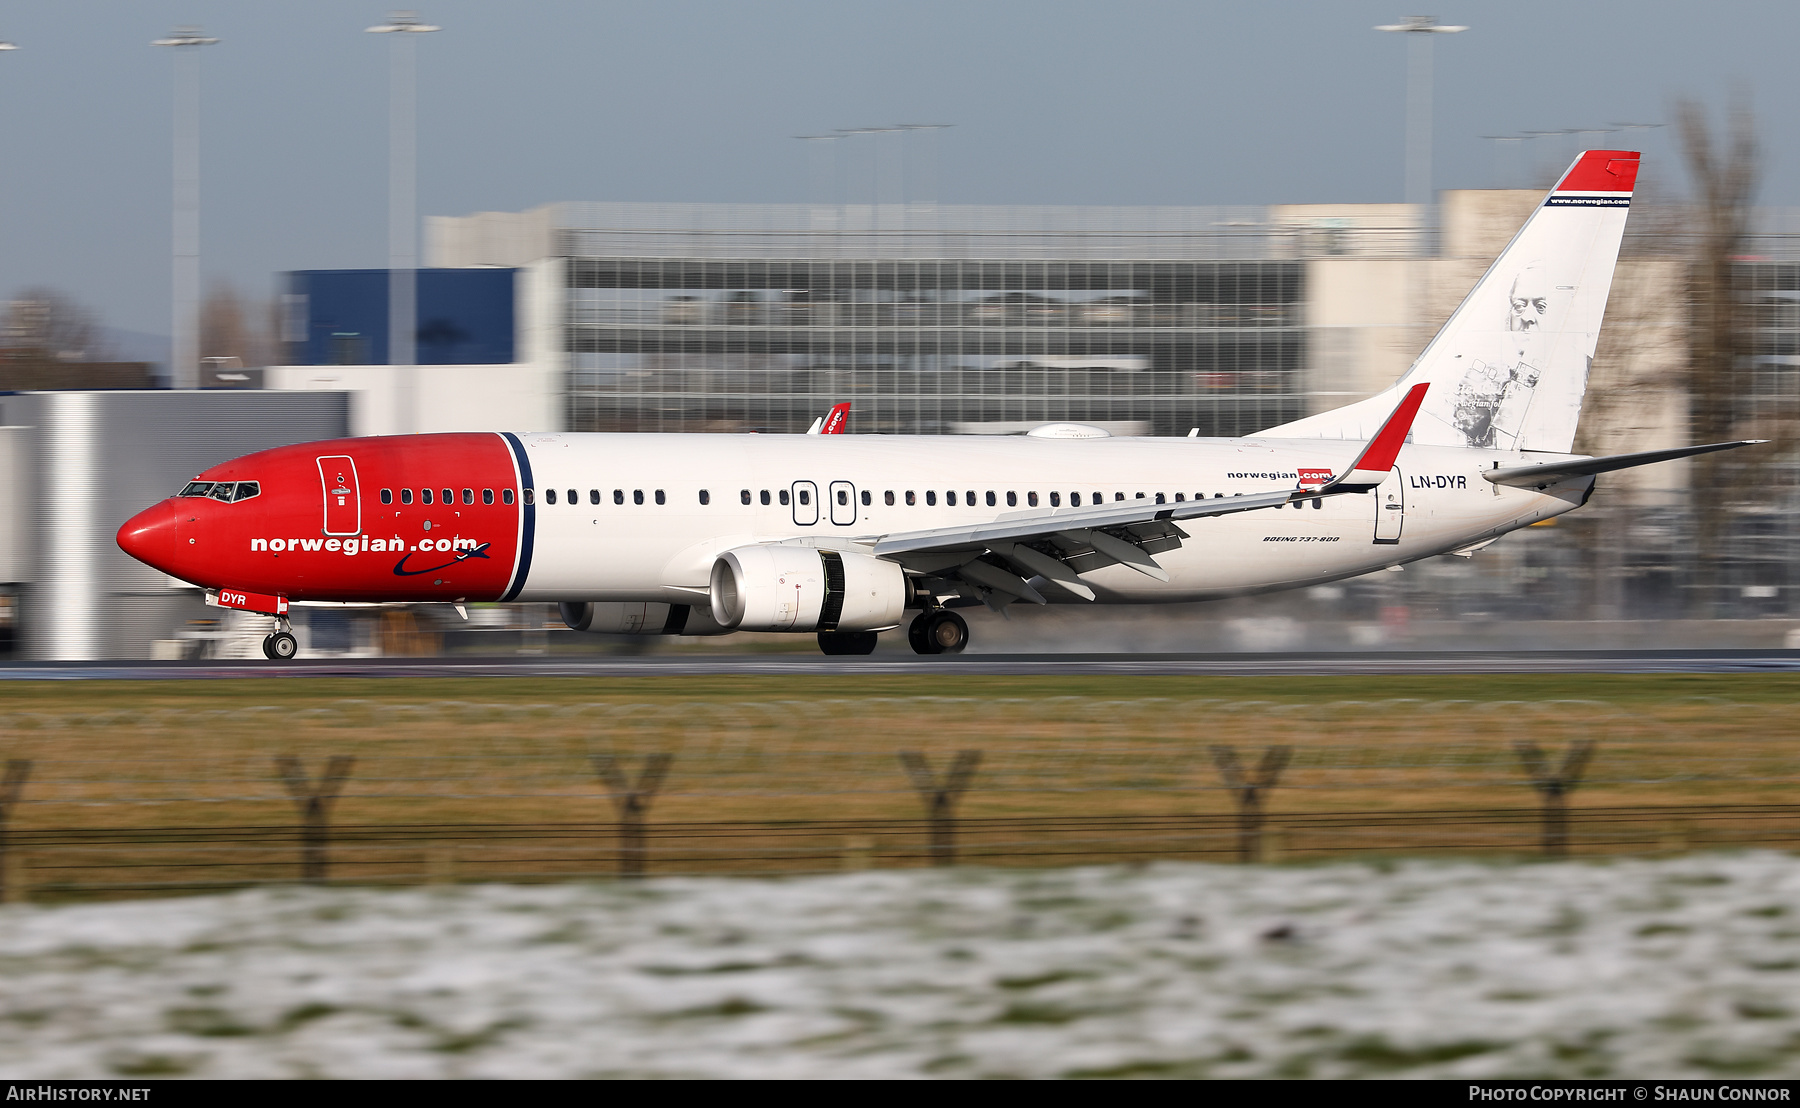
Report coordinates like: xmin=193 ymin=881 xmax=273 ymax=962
xmin=261 ymin=618 xmax=298 ymax=661
xmin=908 ymin=609 xmax=968 ymax=655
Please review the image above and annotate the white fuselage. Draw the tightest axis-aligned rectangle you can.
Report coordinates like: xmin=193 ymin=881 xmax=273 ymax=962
xmin=510 ymin=433 xmax=1589 ymax=604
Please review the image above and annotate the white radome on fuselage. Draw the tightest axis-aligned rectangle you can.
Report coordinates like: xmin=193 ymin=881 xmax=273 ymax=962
xmin=515 ymin=431 xmax=1586 ymax=604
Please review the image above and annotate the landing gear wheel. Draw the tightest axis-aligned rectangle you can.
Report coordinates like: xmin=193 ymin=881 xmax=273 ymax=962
xmin=908 ymin=613 xmax=934 ymax=654
xmin=817 ymin=630 xmax=879 ymax=656
xmin=909 ymin=610 xmax=968 ymax=655
xmin=262 ymin=631 xmax=298 ymax=661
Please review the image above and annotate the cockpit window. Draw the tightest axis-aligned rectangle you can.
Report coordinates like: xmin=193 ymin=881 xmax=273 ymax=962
xmin=179 ymin=480 xmax=260 ymax=503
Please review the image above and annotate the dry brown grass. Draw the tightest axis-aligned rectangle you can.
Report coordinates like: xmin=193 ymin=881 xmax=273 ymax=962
xmin=1 ymin=674 xmax=1797 ymax=897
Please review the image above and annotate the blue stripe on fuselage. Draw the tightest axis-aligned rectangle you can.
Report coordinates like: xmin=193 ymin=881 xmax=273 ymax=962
xmin=500 ymin=432 xmax=535 ymax=602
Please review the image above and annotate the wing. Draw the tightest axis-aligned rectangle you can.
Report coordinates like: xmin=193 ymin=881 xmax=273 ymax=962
xmin=858 ymin=384 xmax=1429 ymax=609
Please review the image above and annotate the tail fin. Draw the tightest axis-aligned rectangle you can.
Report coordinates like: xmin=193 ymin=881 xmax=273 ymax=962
xmin=1262 ymin=150 xmax=1639 ymax=453
xmin=806 ymin=402 xmax=851 ymax=435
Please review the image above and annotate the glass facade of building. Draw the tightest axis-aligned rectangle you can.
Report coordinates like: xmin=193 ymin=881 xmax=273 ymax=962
xmin=557 ymin=204 xmax=1305 ymax=436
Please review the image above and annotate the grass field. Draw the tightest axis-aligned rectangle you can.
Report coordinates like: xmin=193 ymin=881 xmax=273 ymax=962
xmin=1 ymin=672 xmax=1797 ymax=896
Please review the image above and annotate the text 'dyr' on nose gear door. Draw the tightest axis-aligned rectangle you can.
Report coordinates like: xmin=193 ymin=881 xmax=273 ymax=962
xmin=1373 ymin=469 xmax=1403 ymax=545
xmin=791 ymin=480 xmax=819 ymax=526
xmin=829 ymin=480 xmax=856 ymax=525
xmin=318 ymin=455 xmax=361 ymax=536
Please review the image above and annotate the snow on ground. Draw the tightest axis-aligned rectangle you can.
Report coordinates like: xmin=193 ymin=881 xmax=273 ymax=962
xmin=2 ymin=854 xmax=1799 ymax=1078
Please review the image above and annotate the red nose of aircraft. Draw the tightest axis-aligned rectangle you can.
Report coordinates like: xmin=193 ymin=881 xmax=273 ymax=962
xmin=117 ymin=501 xmax=181 ymax=577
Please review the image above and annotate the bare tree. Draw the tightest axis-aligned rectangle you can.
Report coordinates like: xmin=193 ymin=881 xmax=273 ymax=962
xmin=1565 ymin=162 xmax=1695 ymax=619
xmin=199 ymin=280 xmax=278 ymax=371
xmin=2 ymin=288 xmax=108 ymax=363
xmin=1677 ymin=94 xmax=1766 ymax=612
xmin=0 ymin=288 xmax=147 ymax=390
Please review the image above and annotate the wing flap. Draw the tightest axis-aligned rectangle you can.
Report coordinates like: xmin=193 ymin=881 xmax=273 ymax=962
xmin=998 ymin=542 xmax=1097 ymax=601
xmin=957 ymin=557 xmax=1047 ymax=605
xmin=1064 ymin=527 xmax=1170 ymax=582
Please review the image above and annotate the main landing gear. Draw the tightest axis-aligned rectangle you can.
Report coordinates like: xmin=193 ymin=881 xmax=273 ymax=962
xmin=261 ymin=619 xmax=298 ymax=661
xmin=908 ymin=608 xmax=968 ymax=655
xmin=812 ymin=607 xmax=971 ymax=658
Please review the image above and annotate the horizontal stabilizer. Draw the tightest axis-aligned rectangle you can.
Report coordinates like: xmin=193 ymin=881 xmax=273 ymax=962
xmin=1483 ymin=440 xmax=1766 ymax=489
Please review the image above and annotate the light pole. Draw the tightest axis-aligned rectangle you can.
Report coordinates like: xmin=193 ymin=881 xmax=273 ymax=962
xmin=895 ymin=124 xmax=952 ymax=212
xmin=1375 ymin=16 xmax=1466 ymax=209
xmin=1 ymin=39 xmax=14 ymax=362
xmin=367 ymin=11 xmax=439 ymax=434
xmin=795 ymin=134 xmax=843 ymax=228
xmin=838 ymin=127 xmax=901 ymax=256
xmin=153 ymin=27 xmax=219 ymax=390
xmin=837 ymin=127 xmax=891 ymax=203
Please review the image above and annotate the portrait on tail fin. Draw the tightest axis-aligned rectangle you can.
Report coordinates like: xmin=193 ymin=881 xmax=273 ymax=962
xmin=1449 ymin=261 xmax=1548 ymax=449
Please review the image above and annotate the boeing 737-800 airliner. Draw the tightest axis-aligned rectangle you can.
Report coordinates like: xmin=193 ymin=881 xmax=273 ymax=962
xmin=117 ymin=151 xmax=1759 ymax=659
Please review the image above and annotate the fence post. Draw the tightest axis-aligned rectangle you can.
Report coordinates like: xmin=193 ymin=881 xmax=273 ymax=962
xmin=591 ymin=753 xmax=674 ymax=879
xmin=275 ymin=756 xmax=355 ymax=884
xmin=0 ymin=760 xmax=30 ymax=903
xmin=898 ymin=751 xmax=982 ymax=866
xmin=1514 ymin=739 xmax=1596 ymax=857
xmin=1209 ymin=745 xmax=1292 ymax=863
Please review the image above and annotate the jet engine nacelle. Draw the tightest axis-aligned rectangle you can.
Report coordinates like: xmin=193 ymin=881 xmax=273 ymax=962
xmin=558 ymin=601 xmax=731 ymax=636
xmin=710 ymin=545 xmax=906 ymax=633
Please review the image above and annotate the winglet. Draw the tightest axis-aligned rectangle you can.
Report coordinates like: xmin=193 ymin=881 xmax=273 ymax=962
xmin=1325 ymin=383 xmax=1428 ymax=492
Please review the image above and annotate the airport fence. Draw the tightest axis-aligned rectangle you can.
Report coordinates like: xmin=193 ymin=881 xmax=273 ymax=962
xmin=0 ymin=696 xmax=1797 ymax=900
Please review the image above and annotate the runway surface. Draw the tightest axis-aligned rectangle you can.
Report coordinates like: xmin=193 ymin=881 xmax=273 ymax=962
xmin=4 ymin=649 xmax=1800 ymax=680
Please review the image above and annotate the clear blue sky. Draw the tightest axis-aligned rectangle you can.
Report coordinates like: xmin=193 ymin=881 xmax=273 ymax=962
xmin=0 ymin=1 xmax=1788 ymax=339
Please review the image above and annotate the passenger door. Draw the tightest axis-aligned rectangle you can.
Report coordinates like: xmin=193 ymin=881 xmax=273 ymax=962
xmin=317 ymin=455 xmax=361 ymax=536
xmin=791 ymin=480 xmax=819 ymax=526
xmin=829 ymin=480 xmax=857 ymax=525
xmin=1373 ymin=470 xmax=1404 ymax=544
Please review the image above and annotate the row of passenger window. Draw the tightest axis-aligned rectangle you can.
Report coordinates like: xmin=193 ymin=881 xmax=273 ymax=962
xmin=184 ymin=480 xmax=1319 ymax=514
xmin=529 ymin=487 xmax=1323 ymax=510
xmin=379 ymin=488 xmax=515 ymax=506
xmin=539 ymin=488 xmax=671 ymax=506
